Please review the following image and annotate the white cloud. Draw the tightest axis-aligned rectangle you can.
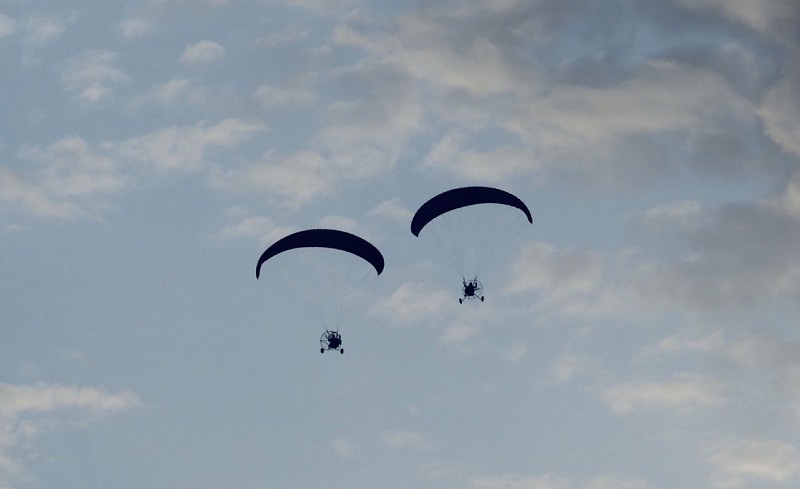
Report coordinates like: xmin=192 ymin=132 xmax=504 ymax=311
xmin=315 ymin=61 xmax=422 ymax=157
xmin=334 ymin=24 xmax=528 ymax=97
xmin=3 ymin=135 xmax=125 ymax=219
xmin=119 ymin=17 xmax=154 ymax=38
xmin=638 ymin=201 xmax=704 ymax=233
xmin=639 ymin=330 xmax=800 ymax=426
xmin=254 ymin=28 xmax=308 ymax=48
xmin=331 ymin=438 xmax=355 ymax=457
xmin=760 ymin=75 xmax=800 ymax=159
xmin=0 ymin=164 xmax=81 ymax=218
xmin=213 ymin=147 xmax=389 ymax=207
xmin=382 ymin=430 xmax=431 ymax=451
xmin=604 ymin=374 xmax=729 ymax=414
xmin=440 ymin=320 xmax=481 ymax=345
xmin=62 ymin=50 xmax=130 ymax=103
xmin=254 ymin=83 xmax=316 ymax=108
xmin=723 ymin=336 xmax=800 ymax=371
xmin=211 ymin=212 xmax=297 ymax=245
xmin=707 ymin=438 xmax=800 ymax=489
xmin=20 ymin=136 xmax=126 ymax=198
xmin=25 ymin=15 xmax=66 ymax=47
xmin=270 ymin=0 xmax=360 ymax=16
xmin=215 ymin=60 xmax=420 ymax=208
xmin=632 ymin=202 xmax=800 ymax=314
xmin=546 ymin=352 xmax=587 ymax=383
xmin=213 ymin=150 xmax=335 ymax=206
xmin=127 ymin=77 xmax=239 ymax=114
xmin=317 ymin=215 xmax=361 ymax=234
xmin=180 ymin=40 xmax=225 ymax=65
xmin=335 ymin=5 xmax=766 ymax=186
xmin=774 ymin=171 xmax=800 ymax=218
xmin=672 ymin=0 xmax=797 ymax=36
xmin=22 ymin=13 xmax=74 ymax=66
xmin=468 ymin=474 xmax=648 ymax=489
xmin=116 ymin=118 xmax=265 ymax=173
xmin=0 ymin=382 xmax=140 ymax=488
xmin=138 ymin=78 xmax=197 ymax=105
xmin=506 ymin=242 xmax=605 ymax=302
xmin=503 ymin=343 xmax=528 ymax=362
xmin=582 ymin=476 xmax=649 ymax=489
xmin=422 ymin=134 xmax=540 ymax=184
xmin=5 ymin=119 xmax=264 ymax=220
xmin=468 ymin=473 xmax=571 ymax=489
xmin=368 ymin=197 xmax=413 ymax=223
xmin=367 ymin=282 xmax=451 ymax=325
xmin=0 ymin=13 xmax=16 ymax=37
xmin=509 ymin=61 xmax=753 ymax=152
xmin=560 ymin=177 xmax=800 ymax=319
xmin=0 ymin=382 xmax=140 ymax=416
xmin=651 ymin=332 xmax=726 ymax=356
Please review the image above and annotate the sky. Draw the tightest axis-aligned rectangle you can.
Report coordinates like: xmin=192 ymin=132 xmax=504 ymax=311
xmin=1 ymin=0 xmax=800 ymax=487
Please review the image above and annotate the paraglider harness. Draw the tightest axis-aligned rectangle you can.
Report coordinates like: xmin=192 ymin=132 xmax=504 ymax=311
xmin=320 ymin=330 xmax=344 ymax=354
xmin=460 ymin=277 xmax=484 ymax=304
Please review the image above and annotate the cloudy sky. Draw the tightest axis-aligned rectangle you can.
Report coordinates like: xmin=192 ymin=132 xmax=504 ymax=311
xmin=2 ymin=0 xmax=800 ymax=487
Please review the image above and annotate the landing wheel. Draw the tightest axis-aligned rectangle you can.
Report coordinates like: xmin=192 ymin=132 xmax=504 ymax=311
xmin=459 ymin=298 xmax=463 ymax=304
xmin=340 ymin=348 xmax=344 ymax=354
xmin=480 ymin=296 xmax=484 ymax=302
xmin=320 ymin=331 xmax=333 ymax=352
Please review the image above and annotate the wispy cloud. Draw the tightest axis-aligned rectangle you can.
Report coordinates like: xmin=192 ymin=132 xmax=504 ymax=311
xmin=440 ymin=320 xmax=482 ymax=346
xmin=367 ymin=282 xmax=451 ymax=326
xmin=627 ymin=195 xmax=800 ymax=314
xmin=0 ymin=12 xmax=15 ymax=37
xmin=382 ymin=430 xmax=431 ymax=451
xmin=127 ymin=78 xmax=240 ymax=114
xmin=760 ymin=75 xmax=800 ymax=159
xmin=254 ymin=82 xmax=316 ymax=108
xmin=212 ymin=150 xmax=338 ymax=206
xmin=672 ymin=0 xmax=798 ymax=38
xmin=6 ymin=119 xmax=264 ymax=220
xmin=211 ymin=210 xmax=297 ymax=245
xmin=331 ymin=437 xmax=355 ymax=457
xmin=468 ymin=473 xmax=649 ymax=489
xmin=333 ymin=2 xmax=783 ymax=188
xmin=0 ymin=382 xmax=141 ymax=488
xmin=0 ymin=164 xmax=81 ymax=218
xmin=707 ymin=437 xmax=800 ymax=489
xmin=506 ymin=242 xmax=605 ymax=302
xmin=20 ymin=136 xmax=127 ymax=199
xmin=604 ymin=374 xmax=729 ymax=415
xmin=22 ymin=13 xmax=74 ymax=66
xmin=119 ymin=17 xmax=155 ymax=38
xmin=61 ymin=50 xmax=130 ymax=103
xmin=546 ymin=352 xmax=589 ymax=383
xmin=116 ymin=118 xmax=265 ymax=173
xmin=180 ymin=40 xmax=225 ymax=65
xmin=25 ymin=14 xmax=67 ymax=47
xmin=368 ymin=197 xmax=413 ymax=224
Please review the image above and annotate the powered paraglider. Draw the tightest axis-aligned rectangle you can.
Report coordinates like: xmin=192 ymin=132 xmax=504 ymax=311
xmin=411 ymin=186 xmax=532 ymax=303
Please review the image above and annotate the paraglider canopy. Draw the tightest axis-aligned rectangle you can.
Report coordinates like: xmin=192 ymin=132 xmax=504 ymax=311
xmin=256 ymin=228 xmax=385 ymax=279
xmin=410 ymin=186 xmax=533 ymax=299
xmin=410 ymin=186 xmax=533 ymax=237
xmin=255 ymin=228 xmax=385 ymax=349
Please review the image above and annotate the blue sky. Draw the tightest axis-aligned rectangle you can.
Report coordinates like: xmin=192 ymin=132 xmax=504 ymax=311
xmin=2 ymin=0 xmax=800 ymax=487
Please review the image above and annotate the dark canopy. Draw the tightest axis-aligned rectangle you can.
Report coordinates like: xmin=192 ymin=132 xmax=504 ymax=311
xmin=410 ymin=186 xmax=533 ymax=236
xmin=256 ymin=229 xmax=385 ymax=279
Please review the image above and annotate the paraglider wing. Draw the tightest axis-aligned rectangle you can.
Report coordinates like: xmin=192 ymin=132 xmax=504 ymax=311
xmin=256 ymin=229 xmax=385 ymax=279
xmin=410 ymin=186 xmax=533 ymax=237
